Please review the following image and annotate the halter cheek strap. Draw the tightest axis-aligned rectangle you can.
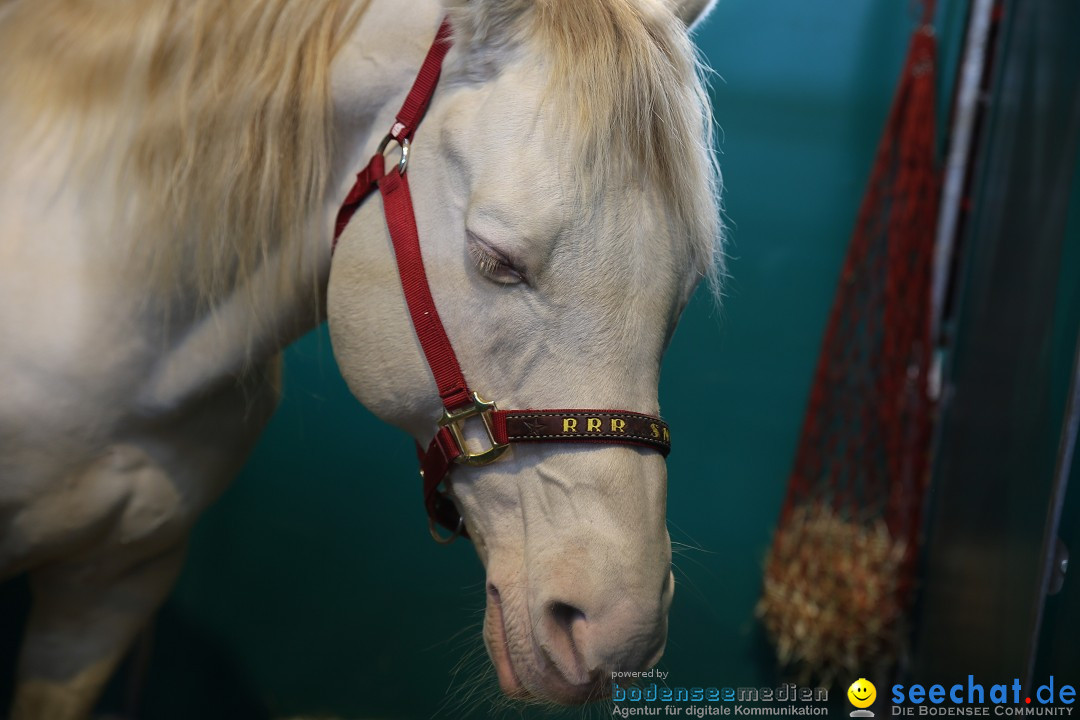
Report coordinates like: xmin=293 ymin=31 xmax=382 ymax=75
xmin=332 ymin=19 xmax=671 ymax=543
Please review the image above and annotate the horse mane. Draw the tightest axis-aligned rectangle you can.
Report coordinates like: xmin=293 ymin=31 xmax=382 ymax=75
xmin=0 ymin=0 xmax=721 ymax=337
xmin=448 ymin=0 xmax=725 ymax=295
xmin=0 ymin=0 xmax=367 ymax=323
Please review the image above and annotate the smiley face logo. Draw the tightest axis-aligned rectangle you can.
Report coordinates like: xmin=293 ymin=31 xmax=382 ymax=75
xmin=848 ymin=678 xmax=877 ymax=709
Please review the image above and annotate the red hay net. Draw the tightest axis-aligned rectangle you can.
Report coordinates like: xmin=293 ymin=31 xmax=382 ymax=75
xmin=759 ymin=5 xmax=941 ymax=684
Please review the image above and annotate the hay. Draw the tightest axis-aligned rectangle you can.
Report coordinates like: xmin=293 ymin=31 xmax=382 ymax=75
xmin=757 ymin=504 xmax=906 ymax=686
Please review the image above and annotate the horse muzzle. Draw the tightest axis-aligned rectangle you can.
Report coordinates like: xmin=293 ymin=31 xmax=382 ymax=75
xmin=484 ymin=564 xmax=674 ymax=705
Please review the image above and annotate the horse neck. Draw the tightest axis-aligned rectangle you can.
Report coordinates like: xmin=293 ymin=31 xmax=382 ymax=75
xmin=138 ymin=2 xmax=448 ymax=409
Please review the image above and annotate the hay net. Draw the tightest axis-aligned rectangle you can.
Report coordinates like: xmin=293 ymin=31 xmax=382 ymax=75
xmin=758 ymin=0 xmax=941 ymax=686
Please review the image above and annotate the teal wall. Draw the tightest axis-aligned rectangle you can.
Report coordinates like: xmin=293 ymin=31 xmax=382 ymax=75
xmin=141 ymin=3 xmax=961 ymax=718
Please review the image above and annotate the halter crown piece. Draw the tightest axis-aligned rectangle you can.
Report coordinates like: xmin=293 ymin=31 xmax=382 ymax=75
xmin=332 ymin=19 xmax=671 ymax=544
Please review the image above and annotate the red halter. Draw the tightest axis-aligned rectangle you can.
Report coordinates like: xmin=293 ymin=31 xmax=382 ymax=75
xmin=333 ymin=19 xmax=671 ymax=543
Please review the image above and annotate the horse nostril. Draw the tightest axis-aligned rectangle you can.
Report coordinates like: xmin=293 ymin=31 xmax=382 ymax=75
xmin=542 ymin=600 xmax=589 ymax=683
xmin=549 ymin=601 xmax=587 ymax=632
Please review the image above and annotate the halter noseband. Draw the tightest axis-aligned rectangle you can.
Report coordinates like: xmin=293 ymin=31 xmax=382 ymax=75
xmin=332 ymin=19 xmax=671 ymax=543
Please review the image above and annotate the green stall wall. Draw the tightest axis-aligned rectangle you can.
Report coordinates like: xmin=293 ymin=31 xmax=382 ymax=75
xmin=126 ymin=2 xmax=964 ymax=718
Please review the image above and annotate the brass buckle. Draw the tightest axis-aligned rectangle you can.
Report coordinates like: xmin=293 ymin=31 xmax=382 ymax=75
xmin=438 ymin=392 xmax=509 ymax=466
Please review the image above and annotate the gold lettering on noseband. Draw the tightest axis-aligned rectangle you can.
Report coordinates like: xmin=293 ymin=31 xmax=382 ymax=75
xmin=587 ymin=418 xmax=602 ymax=432
xmin=563 ymin=418 xmax=578 ymax=433
xmin=611 ymin=418 xmax=626 ymax=433
xmin=663 ymin=427 xmax=670 ymax=442
xmin=650 ymin=423 xmax=660 ymax=438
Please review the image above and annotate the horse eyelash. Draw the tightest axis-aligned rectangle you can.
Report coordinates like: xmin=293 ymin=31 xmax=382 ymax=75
xmin=468 ymin=242 xmax=504 ymax=275
xmin=468 ymin=240 xmax=523 ymax=283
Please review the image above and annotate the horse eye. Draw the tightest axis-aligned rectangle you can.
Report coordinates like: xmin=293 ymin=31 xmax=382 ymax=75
xmin=467 ymin=236 xmax=526 ymax=285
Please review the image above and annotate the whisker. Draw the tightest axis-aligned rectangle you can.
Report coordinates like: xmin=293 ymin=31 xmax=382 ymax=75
xmin=667 ymin=519 xmax=713 ymax=554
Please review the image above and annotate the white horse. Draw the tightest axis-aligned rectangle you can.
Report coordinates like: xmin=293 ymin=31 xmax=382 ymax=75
xmin=0 ymin=0 xmax=721 ymax=716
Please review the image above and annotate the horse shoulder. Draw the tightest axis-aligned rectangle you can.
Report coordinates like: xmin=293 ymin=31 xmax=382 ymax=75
xmin=0 ymin=125 xmax=280 ymax=576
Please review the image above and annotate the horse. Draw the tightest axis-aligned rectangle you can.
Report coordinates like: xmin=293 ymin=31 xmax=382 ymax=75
xmin=0 ymin=0 xmax=722 ymax=716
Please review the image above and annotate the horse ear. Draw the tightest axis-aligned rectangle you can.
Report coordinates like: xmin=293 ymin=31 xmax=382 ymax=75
xmin=666 ymin=0 xmax=717 ymax=29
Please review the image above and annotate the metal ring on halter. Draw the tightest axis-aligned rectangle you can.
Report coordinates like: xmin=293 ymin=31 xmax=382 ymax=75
xmin=377 ymin=133 xmax=410 ymax=175
xmin=429 ymin=515 xmax=464 ymax=545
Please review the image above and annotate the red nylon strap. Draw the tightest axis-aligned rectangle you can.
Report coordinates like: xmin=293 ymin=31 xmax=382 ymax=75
xmin=331 ymin=18 xmax=470 ymax=410
xmin=333 ymin=154 xmax=383 ymax=247
xmin=379 ymin=171 xmax=472 ymax=409
xmin=421 ymin=431 xmax=457 ymax=503
xmin=332 ymin=18 xmax=452 ymax=249
xmin=418 ymin=434 xmax=467 ymax=537
xmin=328 ymin=17 xmax=447 ymax=248
xmin=391 ymin=20 xmax=453 ymax=141
xmin=378 ymin=19 xmax=466 ymax=408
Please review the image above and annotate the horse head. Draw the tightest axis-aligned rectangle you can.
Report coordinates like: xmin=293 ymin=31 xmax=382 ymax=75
xmin=328 ymin=0 xmax=720 ymax=704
